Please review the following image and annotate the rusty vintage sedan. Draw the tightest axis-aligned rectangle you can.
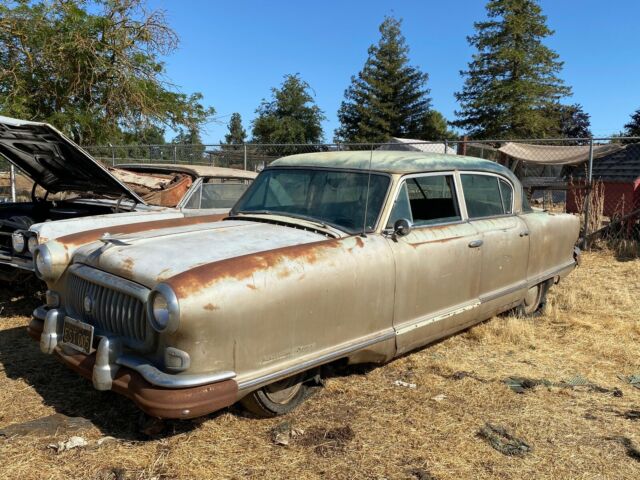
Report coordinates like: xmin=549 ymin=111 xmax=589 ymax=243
xmin=29 ymin=151 xmax=580 ymax=418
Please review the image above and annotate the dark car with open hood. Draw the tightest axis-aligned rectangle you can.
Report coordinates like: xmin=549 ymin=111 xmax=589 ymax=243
xmin=0 ymin=116 xmax=256 ymax=282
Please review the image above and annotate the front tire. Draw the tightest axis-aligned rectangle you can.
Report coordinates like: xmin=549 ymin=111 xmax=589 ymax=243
xmin=240 ymin=372 xmax=315 ymax=418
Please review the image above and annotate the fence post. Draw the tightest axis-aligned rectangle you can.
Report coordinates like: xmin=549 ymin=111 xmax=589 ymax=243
xmin=9 ymin=164 xmax=16 ymax=202
xmin=173 ymin=145 xmax=177 ymax=164
xmin=444 ymin=139 xmax=448 ymax=154
xmin=582 ymin=137 xmax=594 ymax=249
xmin=243 ymin=144 xmax=247 ymax=170
xmin=109 ymin=143 xmax=115 ymax=166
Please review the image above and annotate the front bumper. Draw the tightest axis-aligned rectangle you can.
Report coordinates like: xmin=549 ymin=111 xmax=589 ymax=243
xmin=0 ymin=249 xmax=35 ymax=272
xmin=29 ymin=308 xmax=238 ymax=419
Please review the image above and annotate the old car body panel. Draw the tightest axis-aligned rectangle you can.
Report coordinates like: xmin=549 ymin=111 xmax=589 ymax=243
xmin=387 ymin=220 xmax=482 ymax=355
xmin=73 ymin=220 xmax=330 ymax=287
xmin=29 ymin=151 xmax=580 ymax=417
xmin=163 ymin=234 xmax=396 ymax=385
xmin=520 ymin=211 xmax=581 ymax=284
xmin=0 ymin=115 xmax=145 ymax=201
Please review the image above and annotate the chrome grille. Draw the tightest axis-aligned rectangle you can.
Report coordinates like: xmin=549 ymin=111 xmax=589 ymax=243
xmin=68 ymin=271 xmax=148 ymax=342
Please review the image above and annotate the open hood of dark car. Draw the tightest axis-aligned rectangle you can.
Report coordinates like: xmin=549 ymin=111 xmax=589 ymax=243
xmin=0 ymin=116 xmax=146 ymax=203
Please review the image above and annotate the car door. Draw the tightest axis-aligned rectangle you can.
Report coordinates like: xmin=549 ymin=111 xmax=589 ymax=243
xmin=385 ymin=172 xmax=482 ymax=356
xmin=459 ymin=173 xmax=529 ymax=318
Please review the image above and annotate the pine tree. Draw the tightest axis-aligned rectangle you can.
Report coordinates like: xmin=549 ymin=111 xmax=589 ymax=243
xmin=334 ymin=17 xmax=432 ymax=143
xmin=453 ymin=0 xmax=571 ymax=139
xmin=420 ymin=110 xmax=458 ymax=140
xmin=223 ymin=113 xmax=247 ymax=145
xmin=624 ymin=108 xmax=640 ymax=137
xmin=555 ymin=104 xmax=591 ymax=138
xmin=251 ymin=74 xmax=325 ymax=146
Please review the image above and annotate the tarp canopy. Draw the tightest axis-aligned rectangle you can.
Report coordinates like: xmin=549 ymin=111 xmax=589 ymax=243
xmin=498 ymin=142 xmax=623 ymax=165
xmin=377 ymin=137 xmax=457 ymax=155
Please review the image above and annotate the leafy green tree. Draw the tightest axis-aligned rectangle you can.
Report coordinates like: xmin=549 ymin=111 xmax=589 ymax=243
xmin=452 ymin=0 xmax=571 ymax=139
xmin=223 ymin=113 xmax=247 ymax=145
xmin=335 ymin=16 xmax=432 ymax=143
xmin=623 ymin=108 xmax=640 ymax=138
xmin=0 ymin=0 xmax=214 ymax=145
xmin=251 ymin=74 xmax=325 ymax=146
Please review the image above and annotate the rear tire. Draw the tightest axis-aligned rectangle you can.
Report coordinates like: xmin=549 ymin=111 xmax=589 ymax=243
xmin=240 ymin=372 xmax=318 ymax=418
xmin=516 ymin=281 xmax=549 ymax=317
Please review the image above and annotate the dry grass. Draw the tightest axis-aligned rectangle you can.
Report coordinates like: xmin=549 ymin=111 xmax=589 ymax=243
xmin=1 ymin=251 xmax=639 ymax=479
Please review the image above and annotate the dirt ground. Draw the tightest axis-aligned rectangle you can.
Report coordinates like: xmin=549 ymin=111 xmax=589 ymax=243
xmin=0 ymin=250 xmax=639 ymax=479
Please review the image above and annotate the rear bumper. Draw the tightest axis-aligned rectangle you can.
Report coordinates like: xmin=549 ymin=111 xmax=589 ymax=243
xmin=29 ymin=308 xmax=239 ymax=419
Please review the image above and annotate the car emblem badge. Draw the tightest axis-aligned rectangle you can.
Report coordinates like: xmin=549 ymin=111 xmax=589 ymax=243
xmin=83 ymin=295 xmax=93 ymax=314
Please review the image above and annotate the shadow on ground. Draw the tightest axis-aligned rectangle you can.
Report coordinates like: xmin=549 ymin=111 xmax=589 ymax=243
xmin=0 ymin=325 xmax=212 ymax=440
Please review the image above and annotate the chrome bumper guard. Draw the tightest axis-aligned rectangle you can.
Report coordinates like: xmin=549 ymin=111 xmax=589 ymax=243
xmin=34 ymin=307 xmax=236 ymax=390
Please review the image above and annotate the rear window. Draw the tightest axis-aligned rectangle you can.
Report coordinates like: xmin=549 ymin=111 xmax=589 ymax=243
xmin=461 ymin=174 xmax=512 ymax=218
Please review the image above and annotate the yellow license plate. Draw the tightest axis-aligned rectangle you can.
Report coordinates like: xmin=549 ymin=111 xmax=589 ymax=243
xmin=62 ymin=317 xmax=94 ymax=354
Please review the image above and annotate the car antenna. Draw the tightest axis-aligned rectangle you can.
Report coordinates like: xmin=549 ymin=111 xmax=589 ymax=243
xmin=361 ymin=145 xmax=374 ymax=238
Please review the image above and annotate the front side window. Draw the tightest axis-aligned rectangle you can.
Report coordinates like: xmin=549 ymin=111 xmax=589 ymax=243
xmin=387 ymin=174 xmax=461 ymax=228
xmin=233 ymin=168 xmax=390 ymax=233
xmin=461 ymin=174 xmax=512 ymax=218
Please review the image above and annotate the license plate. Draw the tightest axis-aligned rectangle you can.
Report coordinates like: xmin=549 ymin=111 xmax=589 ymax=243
xmin=62 ymin=317 xmax=94 ymax=354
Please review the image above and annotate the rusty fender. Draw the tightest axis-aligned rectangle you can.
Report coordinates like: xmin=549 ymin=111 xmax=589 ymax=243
xmin=161 ymin=235 xmax=397 ymax=385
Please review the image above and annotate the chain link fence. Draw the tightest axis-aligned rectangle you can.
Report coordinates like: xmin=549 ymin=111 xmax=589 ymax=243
xmin=2 ymin=137 xmax=639 ymax=255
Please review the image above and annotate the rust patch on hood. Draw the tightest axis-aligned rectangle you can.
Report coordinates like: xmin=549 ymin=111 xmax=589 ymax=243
xmin=57 ymin=213 xmax=227 ymax=248
xmin=166 ymin=238 xmax=341 ymax=298
xmin=203 ymin=303 xmax=219 ymax=311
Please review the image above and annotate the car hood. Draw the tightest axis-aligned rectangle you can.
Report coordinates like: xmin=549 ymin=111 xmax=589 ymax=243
xmin=0 ymin=116 xmax=145 ymax=203
xmin=73 ymin=219 xmax=328 ymax=288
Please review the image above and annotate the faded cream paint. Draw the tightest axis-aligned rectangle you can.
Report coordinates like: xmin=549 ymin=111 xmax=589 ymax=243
xmin=37 ymin=151 xmax=580 ymax=416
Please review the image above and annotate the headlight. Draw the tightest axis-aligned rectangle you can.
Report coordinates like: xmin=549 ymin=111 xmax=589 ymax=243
xmin=27 ymin=235 xmax=39 ymax=254
xmin=12 ymin=232 xmax=26 ymax=253
xmin=34 ymin=245 xmax=53 ymax=280
xmin=147 ymin=284 xmax=180 ymax=333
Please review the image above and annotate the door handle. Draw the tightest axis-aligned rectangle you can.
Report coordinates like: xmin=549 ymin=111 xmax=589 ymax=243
xmin=468 ymin=239 xmax=483 ymax=248
xmin=519 ymin=231 xmax=529 ymax=237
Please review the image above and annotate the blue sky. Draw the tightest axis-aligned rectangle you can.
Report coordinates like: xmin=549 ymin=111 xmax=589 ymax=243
xmin=146 ymin=0 xmax=640 ymax=143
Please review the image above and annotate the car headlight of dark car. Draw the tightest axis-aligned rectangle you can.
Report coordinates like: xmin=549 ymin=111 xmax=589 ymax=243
xmin=27 ymin=235 xmax=39 ymax=254
xmin=147 ymin=283 xmax=180 ymax=333
xmin=11 ymin=231 xmax=26 ymax=253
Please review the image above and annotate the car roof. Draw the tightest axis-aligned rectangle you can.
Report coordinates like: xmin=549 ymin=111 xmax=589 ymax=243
xmin=270 ymin=151 xmax=517 ymax=180
xmin=118 ymin=163 xmax=257 ymax=180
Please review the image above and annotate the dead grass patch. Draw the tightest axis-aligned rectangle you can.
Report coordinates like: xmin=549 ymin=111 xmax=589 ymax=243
xmin=0 ymin=251 xmax=639 ymax=479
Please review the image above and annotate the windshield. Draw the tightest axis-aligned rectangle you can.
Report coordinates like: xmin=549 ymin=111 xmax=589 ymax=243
xmin=232 ymin=168 xmax=390 ymax=233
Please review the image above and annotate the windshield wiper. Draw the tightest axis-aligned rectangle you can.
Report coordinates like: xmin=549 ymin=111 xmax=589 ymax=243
xmin=234 ymin=210 xmax=330 ymax=230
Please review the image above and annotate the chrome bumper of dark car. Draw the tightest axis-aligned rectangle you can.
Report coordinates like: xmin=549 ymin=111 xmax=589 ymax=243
xmin=0 ymin=249 xmax=34 ymax=271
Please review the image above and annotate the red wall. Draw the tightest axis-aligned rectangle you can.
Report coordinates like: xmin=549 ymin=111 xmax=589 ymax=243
xmin=566 ymin=180 xmax=639 ymax=218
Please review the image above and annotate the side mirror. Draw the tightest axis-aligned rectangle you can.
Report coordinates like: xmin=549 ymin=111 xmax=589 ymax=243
xmin=393 ymin=218 xmax=412 ymax=237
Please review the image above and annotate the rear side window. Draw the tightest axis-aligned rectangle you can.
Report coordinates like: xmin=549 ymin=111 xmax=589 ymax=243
xmin=461 ymin=174 xmax=512 ymax=218
xmin=387 ymin=174 xmax=461 ymax=227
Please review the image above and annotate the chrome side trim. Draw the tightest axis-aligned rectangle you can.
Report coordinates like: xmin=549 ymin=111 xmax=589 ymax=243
xmin=237 ymin=329 xmax=395 ymax=392
xmin=394 ymin=299 xmax=481 ymax=336
xmin=528 ymin=259 xmax=576 ymax=288
xmin=479 ymin=281 xmax=528 ymax=304
xmin=116 ymin=355 xmax=236 ymax=388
